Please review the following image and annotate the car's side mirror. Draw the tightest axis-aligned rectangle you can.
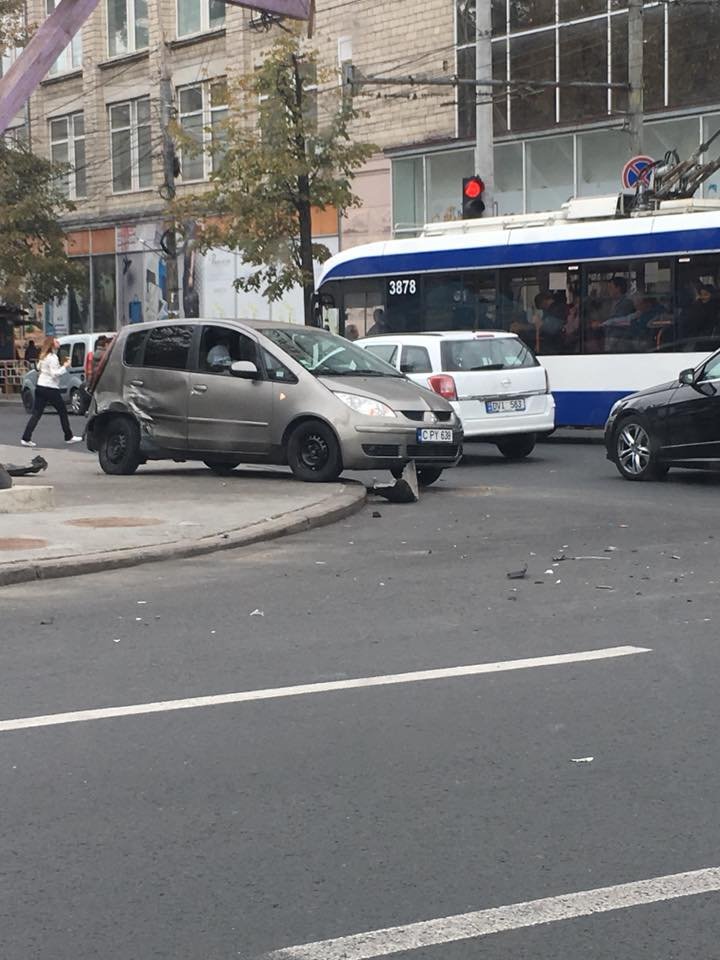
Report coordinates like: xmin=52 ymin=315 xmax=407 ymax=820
xmin=679 ymin=368 xmax=696 ymax=386
xmin=230 ymin=360 xmax=259 ymax=379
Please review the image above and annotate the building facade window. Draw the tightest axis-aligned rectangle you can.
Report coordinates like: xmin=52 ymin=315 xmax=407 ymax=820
xmin=178 ymin=79 xmax=227 ymax=182
xmin=456 ymin=0 xmax=720 ymax=137
xmin=46 ymin=0 xmax=82 ymax=75
xmin=392 ymin=112 xmax=718 ymax=228
xmin=109 ymin=97 xmax=152 ymax=193
xmin=176 ymin=0 xmax=225 ymax=38
xmin=49 ymin=113 xmax=86 ymax=198
xmin=107 ymin=0 xmax=149 ymax=57
xmin=2 ymin=123 xmax=28 ymax=146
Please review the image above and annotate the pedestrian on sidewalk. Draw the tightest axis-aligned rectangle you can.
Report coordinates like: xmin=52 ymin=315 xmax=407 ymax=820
xmin=21 ymin=337 xmax=82 ymax=448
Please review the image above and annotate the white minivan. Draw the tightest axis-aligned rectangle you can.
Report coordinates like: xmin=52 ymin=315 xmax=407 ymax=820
xmin=359 ymin=331 xmax=555 ymax=459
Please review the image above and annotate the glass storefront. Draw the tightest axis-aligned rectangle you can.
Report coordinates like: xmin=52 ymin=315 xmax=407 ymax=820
xmin=392 ymin=112 xmax=720 ymax=228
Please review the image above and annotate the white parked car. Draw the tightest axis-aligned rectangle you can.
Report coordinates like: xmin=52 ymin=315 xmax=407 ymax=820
xmin=358 ymin=331 xmax=555 ymax=459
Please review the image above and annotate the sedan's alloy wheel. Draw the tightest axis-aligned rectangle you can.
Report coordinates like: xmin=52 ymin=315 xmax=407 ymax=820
xmin=617 ymin=422 xmax=651 ymax=476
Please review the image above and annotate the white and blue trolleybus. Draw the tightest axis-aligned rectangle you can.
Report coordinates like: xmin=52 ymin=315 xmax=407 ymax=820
xmin=316 ymin=195 xmax=720 ymax=427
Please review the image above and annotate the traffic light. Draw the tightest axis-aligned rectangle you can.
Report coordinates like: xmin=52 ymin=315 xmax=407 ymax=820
xmin=462 ymin=176 xmax=486 ymax=218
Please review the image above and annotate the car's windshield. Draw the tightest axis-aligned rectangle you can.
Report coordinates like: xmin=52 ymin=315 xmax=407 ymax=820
xmin=441 ymin=337 xmax=538 ymax=372
xmin=259 ymin=327 xmax=403 ymax=377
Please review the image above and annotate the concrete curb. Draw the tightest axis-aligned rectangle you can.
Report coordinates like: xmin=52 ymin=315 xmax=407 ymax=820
xmin=0 ymin=485 xmax=54 ymax=513
xmin=0 ymin=482 xmax=367 ymax=587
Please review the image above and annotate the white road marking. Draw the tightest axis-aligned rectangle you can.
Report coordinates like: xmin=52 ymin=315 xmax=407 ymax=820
xmin=0 ymin=645 xmax=649 ymax=734
xmin=264 ymin=866 xmax=720 ymax=960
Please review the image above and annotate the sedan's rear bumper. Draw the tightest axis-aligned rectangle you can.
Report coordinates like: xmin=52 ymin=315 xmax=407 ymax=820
xmin=453 ymin=394 xmax=555 ymax=438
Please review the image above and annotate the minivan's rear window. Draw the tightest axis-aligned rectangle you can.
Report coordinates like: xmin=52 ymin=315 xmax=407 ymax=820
xmin=441 ymin=338 xmax=538 ymax=372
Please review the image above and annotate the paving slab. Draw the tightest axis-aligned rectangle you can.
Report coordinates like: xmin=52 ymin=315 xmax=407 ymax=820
xmin=0 ymin=444 xmax=366 ymax=585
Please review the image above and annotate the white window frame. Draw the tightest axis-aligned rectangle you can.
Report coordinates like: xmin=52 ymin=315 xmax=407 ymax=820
xmin=109 ymin=96 xmax=152 ymax=194
xmin=106 ymin=0 xmax=149 ymax=57
xmin=47 ymin=0 xmax=82 ymax=75
xmin=177 ymin=78 xmax=227 ymax=183
xmin=176 ymin=0 xmax=225 ymax=39
xmin=49 ymin=112 xmax=86 ymax=199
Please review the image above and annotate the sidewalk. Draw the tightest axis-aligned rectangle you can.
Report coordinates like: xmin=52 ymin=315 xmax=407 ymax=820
xmin=0 ymin=444 xmax=366 ymax=586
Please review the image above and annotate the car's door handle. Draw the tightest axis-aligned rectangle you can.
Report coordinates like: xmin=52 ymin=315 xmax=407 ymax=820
xmin=192 ymin=384 xmax=208 ymax=394
xmin=501 ymin=378 xmax=511 ymax=386
xmin=130 ymin=379 xmax=144 ymax=387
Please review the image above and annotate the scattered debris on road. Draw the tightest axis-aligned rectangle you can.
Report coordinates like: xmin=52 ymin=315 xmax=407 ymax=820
xmin=507 ymin=565 xmax=528 ymax=580
xmin=570 ymin=756 xmax=594 ymax=763
xmin=250 ymin=608 xmax=265 ymax=617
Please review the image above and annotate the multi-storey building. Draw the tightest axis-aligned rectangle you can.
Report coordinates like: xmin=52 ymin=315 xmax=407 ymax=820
xmin=3 ymin=0 xmax=719 ymax=332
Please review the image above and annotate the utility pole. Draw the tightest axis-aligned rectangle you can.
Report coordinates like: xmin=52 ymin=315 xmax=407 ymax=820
xmin=291 ymin=53 xmax=315 ymax=327
xmin=475 ymin=0 xmax=494 ymax=211
xmin=158 ymin=27 xmax=180 ymax=318
xmin=628 ymin=0 xmax=644 ymax=156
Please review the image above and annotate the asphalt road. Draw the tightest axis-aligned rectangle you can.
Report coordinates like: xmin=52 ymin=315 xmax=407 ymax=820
xmin=2 ymin=403 xmax=720 ymax=959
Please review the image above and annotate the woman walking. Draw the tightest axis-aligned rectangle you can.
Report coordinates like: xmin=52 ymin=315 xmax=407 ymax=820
xmin=21 ymin=337 xmax=82 ymax=447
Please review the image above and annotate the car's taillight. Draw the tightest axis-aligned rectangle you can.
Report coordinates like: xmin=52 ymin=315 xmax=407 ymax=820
xmin=428 ymin=374 xmax=457 ymax=401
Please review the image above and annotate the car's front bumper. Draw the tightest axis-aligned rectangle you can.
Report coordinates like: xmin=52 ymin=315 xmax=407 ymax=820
xmin=341 ymin=423 xmax=464 ymax=471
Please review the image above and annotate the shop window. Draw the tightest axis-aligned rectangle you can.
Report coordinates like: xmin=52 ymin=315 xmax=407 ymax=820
xmin=644 ymin=118 xmax=701 ymax=169
xmin=494 ymin=141 xmax=523 ymax=214
xmin=392 ymin=157 xmax=424 ymax=234
xmin=426 ymin=149 xmax=474 ymax=224
xmin=92 ymin=255 xmax=117 ymax=333
xmin=577 ymin=128 xmax=632 ymax=197
xmin=526 ymin=135 xmax=573 ymax=213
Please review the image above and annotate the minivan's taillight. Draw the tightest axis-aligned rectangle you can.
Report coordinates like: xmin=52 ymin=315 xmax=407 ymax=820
xmin=428 ymin=374 xmax=457 ymax=401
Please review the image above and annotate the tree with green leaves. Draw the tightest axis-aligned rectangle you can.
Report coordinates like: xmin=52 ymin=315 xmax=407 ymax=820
xmin=0 ymin=140 xmax=83 ymax=311
xmin=173 ymin=33 xmax=375 ymax=326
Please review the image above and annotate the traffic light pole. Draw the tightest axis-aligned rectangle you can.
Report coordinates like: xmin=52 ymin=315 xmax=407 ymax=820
xmin=475 ymin=0 xmax=494 ymax=213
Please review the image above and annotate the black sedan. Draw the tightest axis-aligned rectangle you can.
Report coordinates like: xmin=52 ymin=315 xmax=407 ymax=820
xmin=605 ymin=349 xmax=720 ymax=480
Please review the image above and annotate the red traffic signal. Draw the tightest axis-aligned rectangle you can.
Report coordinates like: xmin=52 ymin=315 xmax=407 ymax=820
xmin=462 ymin=176 xmax=486 ymax=218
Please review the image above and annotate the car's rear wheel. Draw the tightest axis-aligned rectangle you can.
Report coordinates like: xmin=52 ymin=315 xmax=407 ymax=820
xmin=204 ymin=460 xmax=241 ymax=476
xmin=286 ymin=420 xmax=342 ymax=482
xmin=416 ymin=466 xmax=444 ymax=487
xmin=497 ymin=434 xmax=536 ymax=460
xmin=21 ymin=389 xmax=33 ymax=413
xmin=98 ymin=416 xmax=141 ymax=475
xmin=614 ymin=416 xmax=669 ymax=481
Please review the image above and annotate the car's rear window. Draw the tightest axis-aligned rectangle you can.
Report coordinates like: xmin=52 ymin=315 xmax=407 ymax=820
xmin=441 ymin=338 xmax=538 ymax=372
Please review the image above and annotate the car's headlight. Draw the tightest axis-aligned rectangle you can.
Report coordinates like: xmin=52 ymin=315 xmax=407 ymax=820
xmin=608 ymin=399 xmax=625 ymax=418
xmin=334 ymin=392 xmax=397 ymax=418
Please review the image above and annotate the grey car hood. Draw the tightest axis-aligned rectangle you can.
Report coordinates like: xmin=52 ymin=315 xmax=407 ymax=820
xmin=318 ymin=375 xmax=451 ymax=412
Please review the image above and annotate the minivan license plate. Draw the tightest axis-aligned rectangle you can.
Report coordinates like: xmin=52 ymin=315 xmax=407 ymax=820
xmin=416 ymin=428 xmax=453 ymax=443
xmin=486 ymin=399 xmax=526 ymax=413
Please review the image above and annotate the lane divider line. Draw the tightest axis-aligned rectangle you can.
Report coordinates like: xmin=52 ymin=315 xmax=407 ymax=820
xmin=0 ymin=645 xmax=650 ymax=734
xmin=263 ymin=865 xmax=720 ymax=960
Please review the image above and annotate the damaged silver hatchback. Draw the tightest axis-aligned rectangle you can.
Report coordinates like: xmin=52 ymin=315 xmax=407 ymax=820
xmin=85 ymin=319 xmax=463 ymax=484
